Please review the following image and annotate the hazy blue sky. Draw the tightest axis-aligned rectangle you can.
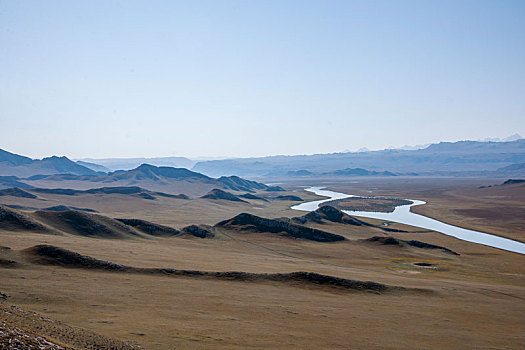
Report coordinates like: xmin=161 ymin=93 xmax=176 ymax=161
xmin=1 ymin=0 xmax=524 ymax=159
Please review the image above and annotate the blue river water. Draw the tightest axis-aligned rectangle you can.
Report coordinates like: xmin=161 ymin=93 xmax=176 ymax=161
xmin=291 ymin=187 xmax=525 ymax=255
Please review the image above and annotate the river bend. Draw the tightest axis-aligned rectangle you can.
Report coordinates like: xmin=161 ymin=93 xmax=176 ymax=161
xmin=291 ymin=187 xmax=525 ymax=255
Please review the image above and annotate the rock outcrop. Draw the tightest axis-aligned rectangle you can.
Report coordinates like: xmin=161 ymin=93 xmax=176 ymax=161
xmin=293 ymin=205 xmax=371 ymax=226
xmin=115 ymin=218 xmax=180 ymax=237
xmin=24 ymin=245 xmax=407 ymax=293
xmin=216 ymin=213 xmax=344 ymax=242
xmin=365 ymin=236 xmax=459 ymax=255
xmin=275 ymin=195 xmax=303 ymax=201
xmin=0 ymin=206 xmax=48 ymax=232
xmin=179 ymin=224 xmax=216 ymax=238
xmin=201 ymin=189 xmax=247 ymax=202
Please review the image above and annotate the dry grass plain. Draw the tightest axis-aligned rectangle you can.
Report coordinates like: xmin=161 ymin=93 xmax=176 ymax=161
xmin=1 ymin=179 xmax=525 ymax=349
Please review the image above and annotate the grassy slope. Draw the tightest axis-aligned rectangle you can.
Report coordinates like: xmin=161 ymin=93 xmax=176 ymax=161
xmin=0 ymin=178 xmax=524 ymax=349
xmin=1 ymin=226 xmax=524 ymax=349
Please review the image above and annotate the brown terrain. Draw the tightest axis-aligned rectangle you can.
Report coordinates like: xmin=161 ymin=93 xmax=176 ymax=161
xmin=1 ymin=178 xmax=524 ymax=349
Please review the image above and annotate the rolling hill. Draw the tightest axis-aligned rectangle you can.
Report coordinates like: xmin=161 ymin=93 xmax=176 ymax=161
xmin=0 ymin=205 xmax=181 ymax=239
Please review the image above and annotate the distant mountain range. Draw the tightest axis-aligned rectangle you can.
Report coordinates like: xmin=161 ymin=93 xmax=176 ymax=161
xmin=497 ymin=163 xmax=525 ymax=172
xmin=479 ymin=133 xmax=522 ymax=143
xmin=76 ymin=156 xmax=195 ymax=172
xmin=0 ymin=149 xmax=98 ymax=177
xmin=76 ymin=161 xmax=111 ymax=173
xmin=0 ymin=149 xmax=273 ymax=195
xmin=192 ymin=139 xmax=525 ymax=177
xmin=2 ymin=138 xmax=525 ymax=182
xmin=287 ymin=168 xmax=398 ymax=177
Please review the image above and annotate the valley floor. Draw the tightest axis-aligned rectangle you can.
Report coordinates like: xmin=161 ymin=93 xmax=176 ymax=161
xmin=1 ymin=178 xmax=524 ymax=349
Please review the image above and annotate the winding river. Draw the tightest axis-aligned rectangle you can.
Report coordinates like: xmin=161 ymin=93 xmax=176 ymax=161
xmin=291 ymin=187 xmax=525 ymax=255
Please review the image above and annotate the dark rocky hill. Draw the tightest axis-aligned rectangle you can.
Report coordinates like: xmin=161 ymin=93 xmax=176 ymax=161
xmin=0 ymin=176 xmax=34 ymax=189
xmin=33 ymin=210 xmax=142 ymax=239
xmin=293 ymin=205 xmax=373 ymax=226
xmin=217 ymin=175 xmax=268 ymax=192
xmin=364 ymin=236 xmax=459 ymax=255
xmin=0 ymin=188 xmax=37 ymax=199
xmin=41 ymin=205 xmax=98 ymax=213
xmin=115 ymin=218 xmax=179 ymax=236
xmin=24 ymin=244 xmax=401 ymax=293
xmin=201 ymin=189 xmax=247 ymax=202
xmin=216 ymin=213 xmax=345 ymax=242
xmin=179 ymin=224 xmax=216 ymax=238
xmin=239 ymin=193 xmax=268 ymax=201
xmin=0 ymin=206 xmax=48 ymax=232
xmin=0 ymin=206 xmax=178 ymax=239
xmin=31 ymin=186 xmax=188 ymax=200
xmin=274 ymin=195 xmax=303 ymax=201
xmin=502 ymin=179 xmax=525 ymax=185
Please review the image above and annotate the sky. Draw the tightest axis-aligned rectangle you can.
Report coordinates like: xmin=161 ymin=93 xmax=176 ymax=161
xmin=1 ymin=0 xmax=524 ymax=159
